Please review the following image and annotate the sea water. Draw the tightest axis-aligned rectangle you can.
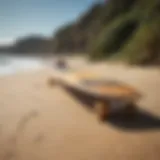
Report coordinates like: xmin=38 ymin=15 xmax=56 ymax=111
xmin=0 ymin=53 xmax=45 ymax=76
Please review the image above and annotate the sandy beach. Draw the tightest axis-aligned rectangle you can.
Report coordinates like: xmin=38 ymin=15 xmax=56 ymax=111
xmin=0 ymin=58 xmax=160 ymax=160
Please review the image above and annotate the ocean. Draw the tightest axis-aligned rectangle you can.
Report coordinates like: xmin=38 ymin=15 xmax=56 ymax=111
xmin=0 ymin=53 xmax=45 ymax=75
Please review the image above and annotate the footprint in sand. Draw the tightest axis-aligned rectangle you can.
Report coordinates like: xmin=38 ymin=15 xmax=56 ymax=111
xmin=33 ymin=133 xmax=45 ymax=144
xmin=16 ymin=110 xmax=39 ymax=133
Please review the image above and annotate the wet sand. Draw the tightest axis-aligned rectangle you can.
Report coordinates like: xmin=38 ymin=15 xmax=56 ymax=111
xmin=0 ymin=60 xmax=160 ymax=160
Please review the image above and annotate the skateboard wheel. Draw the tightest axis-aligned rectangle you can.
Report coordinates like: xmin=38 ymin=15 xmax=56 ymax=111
xmin=124 ymin=103 xmax=137 ymax=118
xmin=94 ymin=101 xmax=109 ymax=121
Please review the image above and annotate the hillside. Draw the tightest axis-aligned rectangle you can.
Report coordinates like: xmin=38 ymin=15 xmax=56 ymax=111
xmin=53 ymin=0 xmax=160 ymax=65
xmin=0 ymin=35 xmax=53 ymax=54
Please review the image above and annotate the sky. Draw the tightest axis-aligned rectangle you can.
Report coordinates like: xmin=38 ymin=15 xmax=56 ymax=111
xmin=0 ymin=0 xmax=98 ymax=45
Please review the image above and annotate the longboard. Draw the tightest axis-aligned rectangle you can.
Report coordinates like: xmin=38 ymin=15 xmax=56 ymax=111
xmin=48 ymin=70 xmax=141 ymax=121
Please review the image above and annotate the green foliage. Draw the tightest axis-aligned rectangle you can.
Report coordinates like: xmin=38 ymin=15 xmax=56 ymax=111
xmin=53 ymin=0 xmax=136 ymax=54
xmin=89 ymin=14 xmax=138 ymax=60
xmin=119 ymin=17 xmax=160 ymax=64
xmin=53 ymin=0 xmax=160 ymax=65
xmin=89 ymin=0 xmax=160 ymax=65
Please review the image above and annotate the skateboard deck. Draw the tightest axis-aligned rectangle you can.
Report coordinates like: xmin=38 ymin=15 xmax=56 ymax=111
xmin=50 ymin=70 xmax=141 ymax=103
xmin=49 ymin=70 xmax=141 ymax=121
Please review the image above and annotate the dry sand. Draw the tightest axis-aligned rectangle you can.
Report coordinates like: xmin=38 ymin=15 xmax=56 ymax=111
xmin=0 ymin=59 xmax=160 ymax=160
